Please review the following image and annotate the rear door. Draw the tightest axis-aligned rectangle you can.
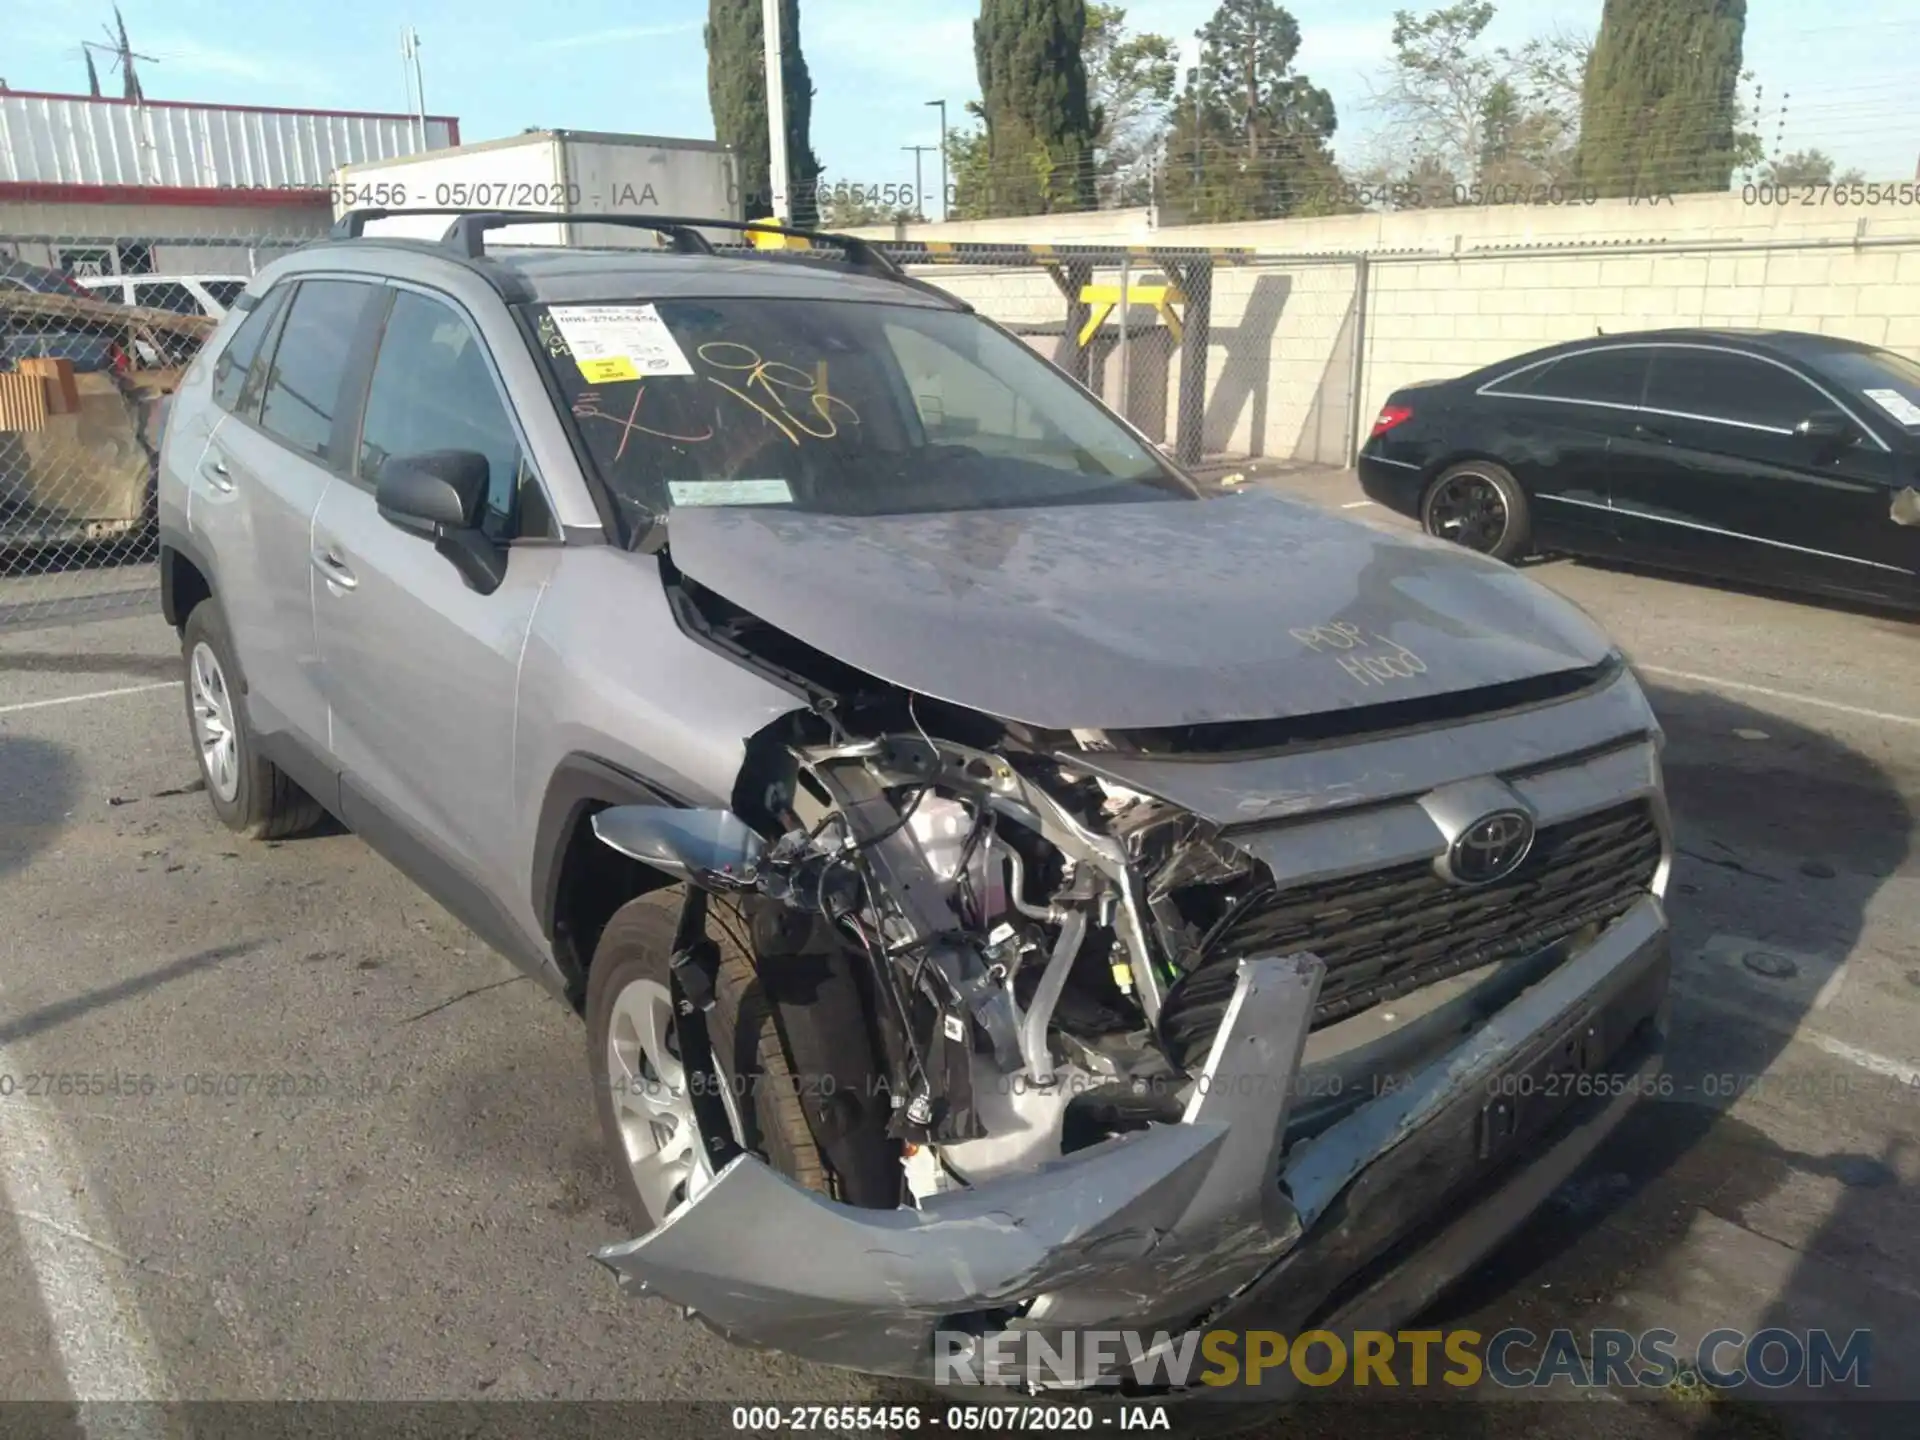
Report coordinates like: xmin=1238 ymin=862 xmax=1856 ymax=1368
xmin=1470 ymin=344 xmax=1652 ymax=554
xmin=1612 ymin=345 xmax=1905 ymax=595
xmin=310 ymin=283 xmax=561 ymax=914
xmin=196 ymin=277 xmax=384 ymax=762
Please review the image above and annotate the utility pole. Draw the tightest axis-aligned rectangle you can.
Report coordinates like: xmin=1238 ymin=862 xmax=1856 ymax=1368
xmin=400 ymin=27 xmax=427 ymax=149
xmin=902 ymin=145 xmax=937 ymax=221
xmin=762 ymin=0 xmax=790 ymax=223
xmin=925 ymin=99 xmax=948 ymax=221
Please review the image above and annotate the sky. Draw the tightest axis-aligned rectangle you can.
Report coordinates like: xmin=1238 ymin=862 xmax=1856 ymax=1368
xmin=4 ymin=1 xmax=1916 ymax=204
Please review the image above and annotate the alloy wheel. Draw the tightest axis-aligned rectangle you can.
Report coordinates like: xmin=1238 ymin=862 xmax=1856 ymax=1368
xmin=1426 ymin=471 xmax=1510 ymax=554
xmin=189 ymin=641 xmax=241 ymax=804
xmin=606 ymin=978 xmax=727 ymax=1218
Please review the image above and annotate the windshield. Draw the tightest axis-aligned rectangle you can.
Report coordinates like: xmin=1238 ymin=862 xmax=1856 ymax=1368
xmin=527 ymin=296 xmax=1193 ymax=520
xmin=1813 ymin=347 xmax=1920 ymax=431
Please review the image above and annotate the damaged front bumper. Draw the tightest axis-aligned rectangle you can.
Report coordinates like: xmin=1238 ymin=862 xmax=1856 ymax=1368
xmin=594 ymin=894 xmax=1671 ymax=1389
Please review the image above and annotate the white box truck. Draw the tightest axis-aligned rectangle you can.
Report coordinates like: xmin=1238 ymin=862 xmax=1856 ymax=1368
xmin=332 ymin=130 xmax=742 ymax=246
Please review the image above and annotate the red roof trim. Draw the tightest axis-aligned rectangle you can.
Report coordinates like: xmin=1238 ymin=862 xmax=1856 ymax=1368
xmin=0 ymin=89 xmax=460 ymax=129
xmin=0 ymin=181 xmax=333 ymax=209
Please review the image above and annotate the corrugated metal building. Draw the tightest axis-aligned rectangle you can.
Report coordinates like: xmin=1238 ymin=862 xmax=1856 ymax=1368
xmin=0 ymin=90 xmax=458 ymax=276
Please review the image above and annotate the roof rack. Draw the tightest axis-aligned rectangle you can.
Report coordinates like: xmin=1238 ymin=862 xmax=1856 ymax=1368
xmin=328 ymin=207 xmax=908 ymax=280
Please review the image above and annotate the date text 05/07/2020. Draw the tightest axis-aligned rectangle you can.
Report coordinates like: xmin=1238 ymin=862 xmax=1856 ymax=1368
xmin=729 ymin=1403 xmax=1172 ymax=1432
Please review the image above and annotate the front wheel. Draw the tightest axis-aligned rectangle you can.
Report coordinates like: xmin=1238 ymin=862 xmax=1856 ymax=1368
xmin=1421 ymin=461 xmax=1532 ymax=562
xmin=586 ymin=891 xmax=830 ymax=1232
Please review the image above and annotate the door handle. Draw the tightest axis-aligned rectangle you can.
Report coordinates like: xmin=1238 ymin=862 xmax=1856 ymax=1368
xmin=199 ymin=457 xmax=235 ymax=493
xmin=311 ymin=547 xmax=358 ymax=590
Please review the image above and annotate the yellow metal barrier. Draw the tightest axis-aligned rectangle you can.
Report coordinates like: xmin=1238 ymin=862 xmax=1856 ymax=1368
xmin=1077 ymin=278 xmax=1186 ymax=346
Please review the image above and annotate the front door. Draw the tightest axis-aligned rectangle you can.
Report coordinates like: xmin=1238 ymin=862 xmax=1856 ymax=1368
xmin=1613 ymin=345 xmax=1911 ymax=598
xmin=310 ymin=285 xmax=562 ymax=916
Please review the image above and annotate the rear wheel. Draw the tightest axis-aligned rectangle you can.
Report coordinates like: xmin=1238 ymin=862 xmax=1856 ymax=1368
xmin=1422 ymin=461 xmax=1531 ymax=562
xmin=586 ymin=891 xmax=830 ymax=1232
xmin=180 ymin=600 xmax=325 ymax=839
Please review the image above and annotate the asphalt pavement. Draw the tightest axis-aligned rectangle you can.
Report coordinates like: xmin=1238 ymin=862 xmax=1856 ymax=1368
xmin=1 ymin=468 xmax=1917 ymax=1439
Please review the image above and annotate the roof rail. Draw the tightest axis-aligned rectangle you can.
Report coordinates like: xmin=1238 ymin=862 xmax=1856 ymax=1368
xmin=329 ymin=207 xmax=907 ymax=277
xmin=329 ymin=207 xmax=475 ymax=240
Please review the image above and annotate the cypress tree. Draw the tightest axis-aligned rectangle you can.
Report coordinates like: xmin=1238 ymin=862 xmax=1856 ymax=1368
xmin=707 ymin=0 xmax=823 ymax=224
xmin=973 ymin=0 xmax=1099 ymax=215
xmin=1577 ymin=0 xmax=1746 ymax=197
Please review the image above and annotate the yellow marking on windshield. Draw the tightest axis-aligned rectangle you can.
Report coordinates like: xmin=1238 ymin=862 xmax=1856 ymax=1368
xmin=572 ymin=386 xmax=714 ymax=454
xmin=697 ymin=341 xmax=861 ymax=443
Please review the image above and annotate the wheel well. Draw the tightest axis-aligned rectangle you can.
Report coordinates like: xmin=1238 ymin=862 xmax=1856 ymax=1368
xmin=546 ymin=797 xmax=678 ymax=1012
xmin=162 ymin=546 xmax=213 ymax=630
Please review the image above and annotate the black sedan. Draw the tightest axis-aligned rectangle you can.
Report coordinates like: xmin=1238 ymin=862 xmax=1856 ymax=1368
xmin=1357 ymin=327 xmax=1920 ymax=609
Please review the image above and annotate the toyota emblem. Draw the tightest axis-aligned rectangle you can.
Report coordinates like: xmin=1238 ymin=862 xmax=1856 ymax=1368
xmin=1447 ymin=809 xmax=1536 ymax=885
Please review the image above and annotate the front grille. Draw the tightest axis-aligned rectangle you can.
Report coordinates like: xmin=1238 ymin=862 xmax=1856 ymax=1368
xmin=1157 ymin=801 xmax=1662 ymax=1067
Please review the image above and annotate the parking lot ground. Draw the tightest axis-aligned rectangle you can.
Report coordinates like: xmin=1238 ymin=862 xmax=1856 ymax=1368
xmin=1 ymin=490 xmax=1917 ymax=1437
xmin=0 ymin=553 xmax=158 ymax=635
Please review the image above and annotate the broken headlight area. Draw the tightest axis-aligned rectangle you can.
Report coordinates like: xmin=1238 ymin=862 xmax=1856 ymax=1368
xmin=734 ymin=716 xmax=1204 ymax=1179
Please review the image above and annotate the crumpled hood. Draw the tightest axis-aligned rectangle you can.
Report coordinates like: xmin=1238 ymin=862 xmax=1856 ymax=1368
xmin=664 ymin=492 xmax=1615 ymax=731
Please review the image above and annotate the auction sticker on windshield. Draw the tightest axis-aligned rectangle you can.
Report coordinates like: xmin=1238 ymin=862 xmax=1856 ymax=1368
xmin=549 ymin=304 xmax=694 ymax=383
xmin=1862 ymin=387 xmax=1920 ymax=427
xmin=668 ymin=479 xmax=794 ymax=506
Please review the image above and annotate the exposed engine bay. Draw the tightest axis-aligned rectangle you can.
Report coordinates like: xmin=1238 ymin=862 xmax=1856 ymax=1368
xmin=599 ymin=565 xmax=1666 ymax=1208
xmin=604 ymin=699 xmax=1233 ymax=1204
xmin=582 ymin=557 xmax=1673 ymax=1387
xmin=622 ymin=563 xmax=1373 ymax=1203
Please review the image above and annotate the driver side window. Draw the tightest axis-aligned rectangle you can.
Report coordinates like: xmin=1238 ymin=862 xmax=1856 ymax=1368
xmin=1644 ymin=348 xmax=1823 ymax=431
xmin=356 ymin=289 xmax=556 ymax=540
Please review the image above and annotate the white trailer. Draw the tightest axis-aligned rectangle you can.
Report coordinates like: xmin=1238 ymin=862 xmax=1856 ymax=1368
xmin=332 ymin=130 xmax=742 ymax=246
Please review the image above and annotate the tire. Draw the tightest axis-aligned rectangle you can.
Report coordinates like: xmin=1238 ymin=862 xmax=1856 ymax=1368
xmin=1421 ymin=460 xmax=1532 ymax=562
xmin=586 ymin=890 xmax=831 ymax=1233
xmin=180 ymin=599 xmax=326 ymax=840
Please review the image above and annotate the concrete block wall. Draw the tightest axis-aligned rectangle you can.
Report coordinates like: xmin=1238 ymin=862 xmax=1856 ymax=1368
xmin=907 ymin=259 xmax=1364 ymax=464
xmin=1199 ymin=262 xmax=1358 ymax=464
xmin=879 ymin=194 xmax=1920 ymax=467
xmin=1358 ymin=243 xmax=1920 ymax=449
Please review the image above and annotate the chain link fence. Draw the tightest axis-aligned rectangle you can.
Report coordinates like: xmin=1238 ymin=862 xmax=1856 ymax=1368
xmin=1 ymin=225 xmax=318 ymax=633
xmin=873 ymin=244 xmax=1368 ymax=483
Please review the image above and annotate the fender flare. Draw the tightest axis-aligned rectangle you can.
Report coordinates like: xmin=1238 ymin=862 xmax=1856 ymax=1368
xmin=529 ymin=752 xmax=684 ymax=948
xmin=158 ymin=524 xmax=215 ymax=628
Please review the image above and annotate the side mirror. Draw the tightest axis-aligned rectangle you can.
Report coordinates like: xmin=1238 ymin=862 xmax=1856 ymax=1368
xmin=591 ymin=806 xmax=766 ymax=889
xmin=1794 ymin=410 xmax=1855 ymax=448
xmin=375 ymin=450 xmax=506 ymax=595
xmin=376 ymin=450 xmax=488 ymax=531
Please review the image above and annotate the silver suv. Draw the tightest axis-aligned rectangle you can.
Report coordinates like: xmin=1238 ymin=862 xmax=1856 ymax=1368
xmin=157 ymin=210 xmax=1673 ymax=1392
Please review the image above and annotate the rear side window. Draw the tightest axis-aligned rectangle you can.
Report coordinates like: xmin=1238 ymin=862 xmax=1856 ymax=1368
xmin=257 ymin=279 xmax=381 ymax=466
xmin=1645 ymin=348 xmax=1822 ymax=429
xmin=1508 ymin=348 xmax=1649 ymax=407
xmin=211 ymin=283 xmax=290 ymax=414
